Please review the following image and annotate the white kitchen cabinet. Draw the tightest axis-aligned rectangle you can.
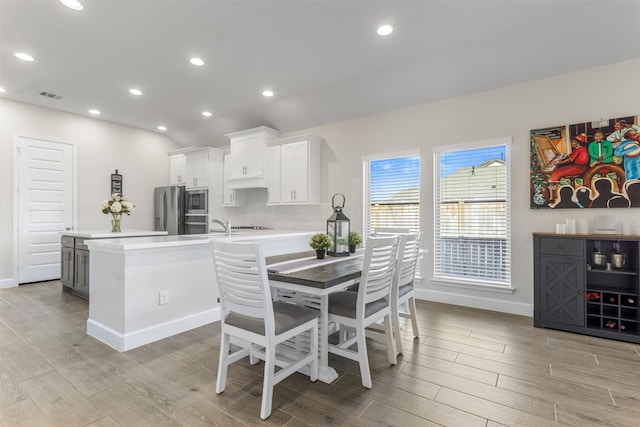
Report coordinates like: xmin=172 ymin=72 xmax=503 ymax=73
xmin=223 ymin=154 xmax=245 ymax=207
xmin=169 ymin=153 xmax=186 ymax=186
xmin=266 ymin=145 xmax=281 ymax=204
xmin=185 ymin=150 xmax=210 ymax=189
xmin=269 ymin=134 xmax=323 ymax=205
xmin=226 ymin=126 xmax=280 ymax=189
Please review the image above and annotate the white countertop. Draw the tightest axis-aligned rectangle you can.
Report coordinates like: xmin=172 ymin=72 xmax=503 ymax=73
xmin=86 ymin=230 xmax=319 ymax=251
xmin=61 ymin=230 xmax=169 ymax=239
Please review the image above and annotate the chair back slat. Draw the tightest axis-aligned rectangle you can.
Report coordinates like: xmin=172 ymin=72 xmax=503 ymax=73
xmin=358 ymin=235 xmax=399 ymax=311
xmin=396 ymin=232 xmax=422 ymax=287
xmin=213 ymin=241 xmax=274 ymax=322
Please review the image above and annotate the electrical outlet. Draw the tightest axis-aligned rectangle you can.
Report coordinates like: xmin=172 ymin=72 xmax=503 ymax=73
xmin=159 ymin=290 xmax=169 ymax=305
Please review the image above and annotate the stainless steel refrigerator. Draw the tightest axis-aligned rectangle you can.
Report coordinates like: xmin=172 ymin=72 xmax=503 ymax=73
xmin=154 ymin=185 xmax=186 ymax=235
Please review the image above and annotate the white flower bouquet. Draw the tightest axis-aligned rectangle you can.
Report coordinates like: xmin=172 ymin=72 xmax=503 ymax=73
xmin=100 ymin=193 xmax=135 ymax=215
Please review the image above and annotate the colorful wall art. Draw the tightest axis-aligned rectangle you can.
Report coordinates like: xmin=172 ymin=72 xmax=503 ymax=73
xmin=530 ymin=115 xmax=640 ymax=209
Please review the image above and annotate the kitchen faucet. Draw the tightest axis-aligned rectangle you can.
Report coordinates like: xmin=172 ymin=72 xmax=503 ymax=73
xmin=211 ymin=218 xmax=231 ymax=237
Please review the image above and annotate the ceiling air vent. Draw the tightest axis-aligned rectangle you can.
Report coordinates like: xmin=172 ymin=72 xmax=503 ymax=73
xmin=40 ymin=91 xmax=62 ymax=100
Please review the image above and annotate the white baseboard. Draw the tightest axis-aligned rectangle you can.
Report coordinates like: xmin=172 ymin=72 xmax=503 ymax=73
xmin=87 ymin=307 xmax=221 ymax=352
xmin=0 ymin=278 xmax=18 ymax=289
xmin=414 ymin=288 xmax=533 ymax=317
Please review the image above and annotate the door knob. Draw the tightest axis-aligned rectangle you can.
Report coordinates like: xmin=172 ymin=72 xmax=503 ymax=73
xmin=65 ymin=227 xmax=72 ymax=230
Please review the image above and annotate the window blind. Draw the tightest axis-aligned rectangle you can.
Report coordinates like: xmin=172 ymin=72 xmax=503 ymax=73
xmin=433 ymin=139 xmax=511 ymax=287
xmin=364 ymin=155 xmax=420 ymax=237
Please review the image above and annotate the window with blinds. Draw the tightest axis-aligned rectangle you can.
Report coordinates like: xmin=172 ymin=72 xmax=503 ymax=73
xmin=364 ymin=153 xmax=420 ymax=237
xmin=433 ymin=138 xmax=511 ymax=287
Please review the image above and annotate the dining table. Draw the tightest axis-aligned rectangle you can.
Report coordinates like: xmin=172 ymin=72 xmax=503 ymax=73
xmin=266 ymin=250 xmax=364 ymax=384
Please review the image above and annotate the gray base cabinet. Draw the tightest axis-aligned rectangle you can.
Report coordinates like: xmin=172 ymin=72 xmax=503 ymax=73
xmin=534 ymin=234 xmax=640 ymax=344
xmin=61 ymin=237 xmax=90 ymax=299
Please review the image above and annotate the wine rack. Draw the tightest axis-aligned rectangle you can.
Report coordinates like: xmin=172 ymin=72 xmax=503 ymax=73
xmin=534 ymin=234 xmax=640 ymax=344
xmin=586 ymin=291 xmax=639 ymax=334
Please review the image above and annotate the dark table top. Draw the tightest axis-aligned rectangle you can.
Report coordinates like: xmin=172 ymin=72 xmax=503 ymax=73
xmin=267 ymin=252 xmax=363 ymax=290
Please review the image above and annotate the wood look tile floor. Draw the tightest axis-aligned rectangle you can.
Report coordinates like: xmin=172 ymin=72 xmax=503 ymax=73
xmin=1 ymin=281 xmax=639 ymax=426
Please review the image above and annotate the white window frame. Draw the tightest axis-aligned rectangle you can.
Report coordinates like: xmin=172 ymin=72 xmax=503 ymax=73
xmin=432 ymin=137 xmax=512 ymax=290
xmin=363 ymin=149 xmax=421 ymax=240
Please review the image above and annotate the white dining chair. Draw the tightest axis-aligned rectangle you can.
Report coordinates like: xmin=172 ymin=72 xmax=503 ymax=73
xmin=373 ymin=227 xmax=410 ymax=235
xmin=391 ymin=232 xmax=422 ymax=354
xmin=212 ymin=240 xmax=319 ymax=420
xmin=327 ymin=235 xmax=399 ymax=388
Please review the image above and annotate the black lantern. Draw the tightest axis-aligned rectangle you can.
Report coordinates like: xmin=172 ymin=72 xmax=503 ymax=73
xmin=327 ymin=193 xmax=350 ymax=257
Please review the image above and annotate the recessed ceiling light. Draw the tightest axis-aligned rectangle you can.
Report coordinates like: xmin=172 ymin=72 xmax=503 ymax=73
xmin=14 ymin=52 xmax=35 ymax=62
xmin=89 ymin=109 xmax=101 ymax=115
xmin=377 ymin=25 xmax=393 ymax=36
xmin=129 ymin=88 xmax=143 ymax=96
xmin=157 ymin=126 xmax=167 ymax=131
xmin=190 ymin=57 xmax=204 ymax=66
xmin=60 ymin=0 xmax=83 ymax=10
xmin=0 ymin=87 xmax=6 ymax=93
xmin=262 ymin=90 xmax=274 ymax=97
xmin=202 ymin=111 xmax=212 ymax=117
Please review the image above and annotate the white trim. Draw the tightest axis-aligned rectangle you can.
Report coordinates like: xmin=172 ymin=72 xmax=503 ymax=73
xmin=415 ymin=288 xmax=532 ymax=317
xmin=12 ymin=134 xmax=77 ymax=285
xmin=361 ymin=148 xmax=421 ymax=162
xmin=0 ymin=278 xmax=18 ymax=289
xmin=432 ymin=136 xmax=512 ymax=154
xmin=430 ymin=278 xmax=515 ymax=293
xmin=87 ymin=307 xmax=221 ymax=352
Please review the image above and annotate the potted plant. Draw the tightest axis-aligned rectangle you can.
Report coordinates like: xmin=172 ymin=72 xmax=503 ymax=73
xmin=309 ymin=233 xmax=332 ymax=259
xmin=349 ymin=231 xmax=362 ymax=253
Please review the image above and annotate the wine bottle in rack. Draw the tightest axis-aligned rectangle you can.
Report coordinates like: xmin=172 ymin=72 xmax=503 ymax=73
xmin=627 ymin=297 xmax=636 ymax=305
xmin=620 ymin=323 xmax=627 ymax=331
xmin=605 ymin=320 xmax=617 ymax=329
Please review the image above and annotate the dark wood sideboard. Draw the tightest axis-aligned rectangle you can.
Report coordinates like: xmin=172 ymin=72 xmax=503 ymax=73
xmin=533 ymin=232 xmax=640 ymax=344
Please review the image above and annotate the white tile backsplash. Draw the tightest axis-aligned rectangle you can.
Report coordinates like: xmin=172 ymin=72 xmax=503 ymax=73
xmin=220 ymin=188 xmax=329 ymax=232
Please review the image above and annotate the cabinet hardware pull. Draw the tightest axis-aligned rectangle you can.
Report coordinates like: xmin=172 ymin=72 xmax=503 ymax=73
xmin=558 ymin=245 xmax=565 ymax=249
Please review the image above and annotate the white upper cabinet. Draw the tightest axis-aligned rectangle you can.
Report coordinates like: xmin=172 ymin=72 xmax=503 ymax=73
xmin=266 ymin=145 xmax=281 ymax=204
xmin=223 ymin=154 xmax=245 ymax=207
xmin=169 ymin=153 xmax=186 ymax=186
xmin=267 ymin=134 xmax=323 ymax=205
xmin=184 ymin=150 xmax=210 ymax=189
xmin=225 ymin=126 xmax=280 ymax=189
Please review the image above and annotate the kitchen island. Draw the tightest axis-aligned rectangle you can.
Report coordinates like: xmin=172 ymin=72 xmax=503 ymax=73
xmin=85 ymin=231 xmax=317 ymax=351
xmin=60 ymin=230 xmax=168 ymax=299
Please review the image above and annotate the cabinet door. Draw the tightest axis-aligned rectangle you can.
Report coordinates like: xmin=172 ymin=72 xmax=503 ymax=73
xmin=280 ymin=141 xmax=309 ymax=203
xmin=229 ymin=137 xmax=248 ymax=178
xmin=229 ymin=134 xmax=267 ymax=179
xmin=60 ymin=246 xmax=74 ymax=288
xmin=169 ymin=154 xmax=186 ymax=185
xmin=185 ymin=151 xmax=209 ymax=188
xmin=266 ymin=146 xmax=281 ymax=204
xmin=292 ymin=141 xmax=309 ymax=202
xmin=538 ymin=256 xmax=585 ymax=327
xmin=223 ymin=154 xmax=233 ymax=205
xmin=74 ymin=249 xmax=90 ymax=298
xmin=245 ymin=134 xmax=265 ymax=177
xmin=280 ymin=143 xmax=296 ymax=202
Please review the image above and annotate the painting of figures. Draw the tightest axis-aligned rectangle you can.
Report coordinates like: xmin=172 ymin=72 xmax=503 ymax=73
xmin=530 ymin=115 xmax=640 ymax=209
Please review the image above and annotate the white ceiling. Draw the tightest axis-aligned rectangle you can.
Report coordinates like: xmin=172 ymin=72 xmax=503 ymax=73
xmin=1 ymin=0 xmax=639 ymax=148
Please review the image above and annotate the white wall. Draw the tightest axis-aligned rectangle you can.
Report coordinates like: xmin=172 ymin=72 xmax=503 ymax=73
xmin=0 ymin=99 xmax=179 ymax=285
xmin=223 ymin=58 xmax=640 ymax=316
xmin=2 ymin=59 xmax=639 ymax=315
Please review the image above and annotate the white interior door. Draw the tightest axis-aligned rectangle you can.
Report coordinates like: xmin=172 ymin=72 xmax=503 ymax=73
xmin=17 ymin=136 xmax=74 ymax=284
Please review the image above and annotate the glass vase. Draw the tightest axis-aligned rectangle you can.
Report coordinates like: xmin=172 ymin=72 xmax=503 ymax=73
xmin=111 ymin=214 xmax=122 ymax=232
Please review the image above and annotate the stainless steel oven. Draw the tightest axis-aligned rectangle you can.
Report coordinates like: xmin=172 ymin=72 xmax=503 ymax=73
xmin=185 ymin=189 xmax=208 ymax=214
xmin=185 ymin=214 xmax=208 ymax=234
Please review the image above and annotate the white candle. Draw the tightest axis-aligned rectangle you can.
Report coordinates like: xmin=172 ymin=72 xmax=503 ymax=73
xmin=556 ymin=224 xmax=566 ymax=234
xmin=565 ymin=219 xmax=576 ymax=234
xmin=622 ymin=222 xmax=632 ymax=236
xmin=577 ymin=219 xmax=589 ymax=234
